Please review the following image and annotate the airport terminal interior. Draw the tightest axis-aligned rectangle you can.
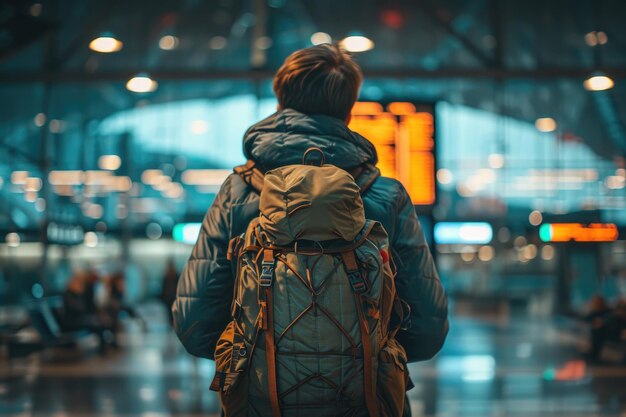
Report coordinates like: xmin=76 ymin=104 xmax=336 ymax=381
xmin=1 ymin=0 xmax=626 ymax=415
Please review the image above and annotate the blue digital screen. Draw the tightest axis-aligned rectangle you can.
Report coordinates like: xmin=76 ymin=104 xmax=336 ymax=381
xmin=434 ymin=222 xmax=493 ymax=244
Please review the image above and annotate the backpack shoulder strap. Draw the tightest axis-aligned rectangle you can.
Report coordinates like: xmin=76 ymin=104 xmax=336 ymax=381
xmin=233 ymin=160 xmax=265 ymax=194
xmin=233 ymin=160 xmax=381 ymax=195
xmin=348 ymin=163 xmax=381 ymax=194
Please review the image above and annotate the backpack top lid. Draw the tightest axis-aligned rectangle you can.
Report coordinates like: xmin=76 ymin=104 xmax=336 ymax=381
xmin=259 ymin=163 xmax=366 ymax=245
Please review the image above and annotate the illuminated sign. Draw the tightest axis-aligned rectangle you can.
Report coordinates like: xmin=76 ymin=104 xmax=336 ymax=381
xmin=349 ymin=102 xmax=436 ymax=206
xmin=539 ymin=223 xmax=618 ymax=242
xmin=172 ymin=223 xmax=202 ymax=244
xmin=434 ymin=222 xmax=493 ymax=244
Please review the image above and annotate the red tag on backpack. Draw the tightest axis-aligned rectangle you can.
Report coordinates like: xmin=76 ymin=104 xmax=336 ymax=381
xmin=380 ymin=249 xmax=389 ymax=264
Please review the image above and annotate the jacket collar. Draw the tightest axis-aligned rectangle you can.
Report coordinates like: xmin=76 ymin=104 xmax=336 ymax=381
xmin=242 ymin=109 xmax=378 ymax=170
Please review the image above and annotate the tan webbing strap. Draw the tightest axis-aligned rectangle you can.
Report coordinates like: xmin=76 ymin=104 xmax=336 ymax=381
xmin=341 ymin=251 xmax=369 ymax=294
xmin=233 ymin=160 xmax=265 ymax=194
xmin=264 ymin=286 xmax=282 ymax=417
xmin=341 ymin=250 xmax=358 ymax=270
xmin=263 ymin=248 xmax=274 ymax=262
xmin=258 ymin=249 xmax=275 ymax=330
xmin=355 ymin=293 xmax=379 ymax=417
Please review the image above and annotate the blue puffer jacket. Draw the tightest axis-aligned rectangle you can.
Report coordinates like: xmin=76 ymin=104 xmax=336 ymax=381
xmin=173 ymin=109 xmax=449 ymax=362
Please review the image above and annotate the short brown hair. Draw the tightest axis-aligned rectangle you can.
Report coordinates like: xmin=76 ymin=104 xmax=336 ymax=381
xmin=273 ymin=44 xmax=362 ymax=121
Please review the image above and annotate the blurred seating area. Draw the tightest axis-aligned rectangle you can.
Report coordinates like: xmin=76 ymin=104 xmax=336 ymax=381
xmin=2 ymin=299 xmax=626 ymax=416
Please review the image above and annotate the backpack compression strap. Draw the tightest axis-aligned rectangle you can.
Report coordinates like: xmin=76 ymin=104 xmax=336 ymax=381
xmin=234 ymin=159 xmax=381 ymax=195
xmin=341 ymin=250 xmax=379 ymax=417
xmin=257 ymin=248 xmax=282 ymax=417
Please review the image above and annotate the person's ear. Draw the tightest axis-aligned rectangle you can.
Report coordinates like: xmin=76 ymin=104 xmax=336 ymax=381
xmin=277 ymin=104 xmax=282 ymax=111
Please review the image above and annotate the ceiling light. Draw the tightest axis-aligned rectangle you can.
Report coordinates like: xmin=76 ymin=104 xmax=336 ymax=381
xmin=89 ymin=36 xmax=123 ymax=53
xmin=606 ymin=175 xmax=625 ymax=189
xmin=25 ymin=190 xmax=38 ymax=202
xmin=98 ymin=155 xmax=122 ymax=170
xmin=311 ymin=32 xmax=332 ymax=45
xmin=209 ymin=36 xmax=228 ymax=50
xmin=478 ymin=246 xmax=494 ymax=262
xmin=33 ymin=113 xmax=46 ymax=127
xmin=488 ymin=153 xmax=504 ymax=169
xmin=189 ymin=120 xmax=209 ymax=135
xmin=583 ymin=75 xmax=614 ymax=91
xmin=255 ymin=36 xmax=273 ymax=50
xmin=529 ymin=210 xmax=543 ymax=226
xmin=84 ymin=231 xmax=98 ymax=248
xmin=541 ymin=245 xmax=555 ymax=261
xmin=340 ymin=36 xmax=374 ymax=52
xmin=24 ymin=177 xmax=42 ymax=192
xmin=436 ymin=169 xmax=453 ymax=185
xmin=163 ymin=182 xmax=184 ymax=199
xmin=126 ymin=75 xmax=158 ymax=93
xmin=49 ymin=119 xmax=66 ymax=133
xmin=11 ymin=171 xmax=29 ymax=185
xmin=159 ymin=35 xmax=179 ymax=50
xmin=535 ymin=117 xmax=557 ymax=132
xmin=6 ymin=233 xmax=20 ymax=248
xmin=141 ymin=169 xmax=164 ymax=185
xmin=584 ymin=32 xmax=598 ymax=47
xmin=30 ymin=3 xmax=42 ymax=16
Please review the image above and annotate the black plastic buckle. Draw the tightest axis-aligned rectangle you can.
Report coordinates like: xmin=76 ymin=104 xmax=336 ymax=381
xmin=259 ymin=260 xmax=275 ymax=287
xmin=347 ymin=270 xmax=367 ymax=294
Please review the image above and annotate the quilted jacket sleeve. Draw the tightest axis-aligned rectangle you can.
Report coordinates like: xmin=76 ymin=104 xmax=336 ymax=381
xmin=172 ymin=176 xmax=234 ymax=359
xmin=392 ymin=185 xmax=449 ymax=362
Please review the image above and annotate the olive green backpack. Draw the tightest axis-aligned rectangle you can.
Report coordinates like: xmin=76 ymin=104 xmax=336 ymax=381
xmin=210 ymin=149 xmax=411 ymax=417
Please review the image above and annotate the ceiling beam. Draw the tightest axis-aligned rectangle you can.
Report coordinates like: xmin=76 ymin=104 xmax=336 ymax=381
xmin=414 ymin=0 xmax=497 ymax=68
xmin=1 ymin=68 xmax=625 ymax=83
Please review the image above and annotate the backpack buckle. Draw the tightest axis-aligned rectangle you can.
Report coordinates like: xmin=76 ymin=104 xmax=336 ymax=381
xmin=260 ymin=263 xmax=275 ymax=287
xmin=341 ymin=251 xmax=369 ymax=294
xmin=259 ymin=249 xmax=275 ymax=287
xmin=347 ymin=270 xmax=368 ymax=294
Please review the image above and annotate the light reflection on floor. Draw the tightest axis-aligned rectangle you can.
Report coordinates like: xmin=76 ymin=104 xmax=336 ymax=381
xmin=1 ymin=302 xmax=625 ymax=416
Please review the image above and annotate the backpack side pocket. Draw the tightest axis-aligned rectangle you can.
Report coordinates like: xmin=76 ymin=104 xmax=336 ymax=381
xmin=377 ymin=338 xmax=411 ymax=417
xmin=211 ymin=321 xmax=252 ymax=417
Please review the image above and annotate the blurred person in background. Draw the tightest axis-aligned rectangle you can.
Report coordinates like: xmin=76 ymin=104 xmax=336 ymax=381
xmin=584 ymin=294 xmax=611 ymax=361
xmin=84 ymin=269 xmax=100 ymax=315
xmin=105 ymin=271 xmax=146 ymax=333
xmin=60 ymin=270 xmax=116 ymax=354
xmin=582 ymin=294 xmax=626 ymax=362
xmin=611 ymin=298 xmax=626 ymax=335
xmin=160 ymin=258 xmax=179 ymax=326
xmin=173 ymin=43 xmax=448 ymax=416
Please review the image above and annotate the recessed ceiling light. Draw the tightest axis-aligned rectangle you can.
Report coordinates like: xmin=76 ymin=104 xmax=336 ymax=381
xmin=535 ymin=117 xmax=557 ymax=132
xmin=583 ymin=75 xmax=614 ymax=91
xmin=89 ymin=36 xmax=123 ymax=53
xmin=311 ymin=32 xmax=332 ymax=45
xmin=126 ymin=75 xmax=158 ymax=93
xmin=340 ymin=36 xmax=374 ymax=52
xmin=159 ymin=35 xmax=179 ymax=50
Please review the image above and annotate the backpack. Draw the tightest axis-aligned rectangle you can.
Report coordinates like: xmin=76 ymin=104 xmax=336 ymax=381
xmin=210 ymin=149 xmax=411 ymax=417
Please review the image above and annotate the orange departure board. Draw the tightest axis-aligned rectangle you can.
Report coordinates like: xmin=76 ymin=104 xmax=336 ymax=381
xmin=349 ymin=101 xmax=436 ymax=207
xmin=540 ymin=223 xmax=619 ymax=242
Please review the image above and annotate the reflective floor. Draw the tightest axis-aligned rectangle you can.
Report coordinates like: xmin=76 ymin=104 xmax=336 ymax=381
xmin=1 ymin=302 xmax=625 ymax=416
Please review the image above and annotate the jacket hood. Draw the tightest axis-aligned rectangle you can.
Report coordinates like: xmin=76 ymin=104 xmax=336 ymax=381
xmin=242 ymin=109 xmax=378 ymax=170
